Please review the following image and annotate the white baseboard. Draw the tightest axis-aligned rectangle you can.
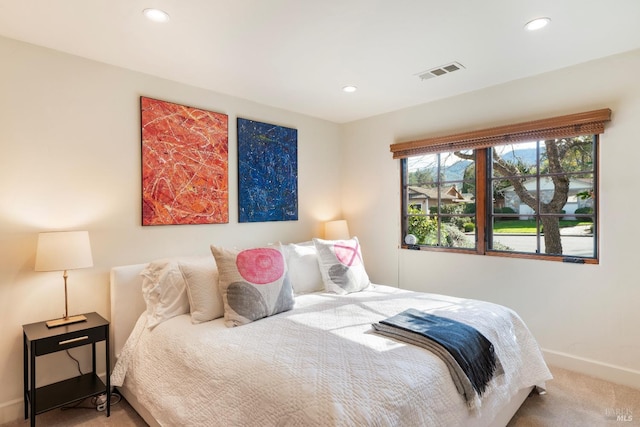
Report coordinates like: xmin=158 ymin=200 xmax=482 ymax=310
xmin=543 ymin=348 xmax=640 ymax=390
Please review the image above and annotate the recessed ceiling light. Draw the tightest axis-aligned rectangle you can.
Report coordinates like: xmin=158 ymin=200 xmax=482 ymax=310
xmin=143 ymin=8 xmax=170 ymax=23
xmin=342 ymin=85 xmax=357 ymax=93
xmin=524 ymin=17 xmax=551 ymax=31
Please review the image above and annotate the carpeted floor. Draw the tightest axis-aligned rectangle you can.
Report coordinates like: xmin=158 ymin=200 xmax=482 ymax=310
xmin=4 ymin=366 xmax=639 ymax=426
xmin=1 ymin=393 xmax=147 ymax=427
xmin=508 ymin=366 xmax=639 ymax=426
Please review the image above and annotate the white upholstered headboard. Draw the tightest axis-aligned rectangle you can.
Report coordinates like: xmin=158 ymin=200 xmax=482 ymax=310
xmin=110 ymin=263 xmax=147 ymax=361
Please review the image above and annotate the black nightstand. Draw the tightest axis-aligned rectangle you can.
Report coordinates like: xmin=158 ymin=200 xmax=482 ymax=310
xmin=23 ymin=312 xmax=110 ymax=426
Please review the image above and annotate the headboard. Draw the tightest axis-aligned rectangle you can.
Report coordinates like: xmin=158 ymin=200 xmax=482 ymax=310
xmin=110 ymin=263 xmax=147 ymax=360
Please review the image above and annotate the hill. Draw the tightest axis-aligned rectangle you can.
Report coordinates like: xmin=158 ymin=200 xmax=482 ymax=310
xmin=409 ymin=148 xmax=538 ymax=183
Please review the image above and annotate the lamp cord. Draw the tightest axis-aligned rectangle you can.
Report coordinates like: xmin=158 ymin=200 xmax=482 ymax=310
xmin=61 ymin=350 xmax=123 ymax=411
xmin=66 ymin=349 xmax=83 ymax=376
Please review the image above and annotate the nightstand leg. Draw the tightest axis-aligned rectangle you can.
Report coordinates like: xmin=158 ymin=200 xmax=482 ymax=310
xmin=106 ymin=329 xmax=110 ymax=417
xmin=91 ymin=341 xmax=96 ymax=374
xmin=30 ymin=341 xmax=36 ymax=427
xmin=23 ymin=333 xmax=27 ymax=420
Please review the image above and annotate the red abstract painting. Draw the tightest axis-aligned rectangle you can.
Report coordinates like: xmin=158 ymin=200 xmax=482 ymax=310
xmin=141 ymin=97 xmax=229 ymax=225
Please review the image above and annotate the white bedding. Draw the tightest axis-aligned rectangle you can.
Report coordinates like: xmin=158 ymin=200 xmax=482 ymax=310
xmin=112 ymin=284 xmax=551 ymax=427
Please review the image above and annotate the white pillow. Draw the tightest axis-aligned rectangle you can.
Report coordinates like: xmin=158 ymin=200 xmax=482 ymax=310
xmin=141 ymin=259 xmax=190 ymax=329
xmin=282 ymin=241 xmax=324 ymax=295
xmin=178 ymin=256 xmax=224 ymax=324
xmin=313 ymin=236 xmax=371 ymax=295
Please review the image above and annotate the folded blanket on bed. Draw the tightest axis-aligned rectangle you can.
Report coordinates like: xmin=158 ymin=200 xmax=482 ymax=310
xmin=372 ymin=308 xmax=497 ymax=408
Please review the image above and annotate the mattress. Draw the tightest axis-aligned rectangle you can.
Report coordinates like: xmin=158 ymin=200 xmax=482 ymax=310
xmin=112 ymin=284 xmax=551 ymax=426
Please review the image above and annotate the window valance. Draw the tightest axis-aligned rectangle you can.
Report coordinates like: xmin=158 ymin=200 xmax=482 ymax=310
xmin=390 ymin=108 xmax=612 ymax=159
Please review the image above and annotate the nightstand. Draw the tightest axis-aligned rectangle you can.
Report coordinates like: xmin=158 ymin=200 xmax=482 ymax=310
xmin=23 ymin=312 xmax=110 ymax=426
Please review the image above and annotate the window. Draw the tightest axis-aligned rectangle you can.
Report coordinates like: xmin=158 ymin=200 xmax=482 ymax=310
xmin=392 ymin=109 xmax=611 ymax=263
xmin=404 ymin=151 xmax=476 ymax=249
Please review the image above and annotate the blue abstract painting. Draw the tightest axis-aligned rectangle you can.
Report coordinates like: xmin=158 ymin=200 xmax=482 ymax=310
xmin=237 ymin=118 xmax=298 ymax=222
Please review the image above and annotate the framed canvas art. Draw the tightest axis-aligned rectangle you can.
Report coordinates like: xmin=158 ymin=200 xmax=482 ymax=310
xmin=237 ymin=118 xmax=298 ymax=222
xmin=141 ymin=97 xmax=229 ymax=225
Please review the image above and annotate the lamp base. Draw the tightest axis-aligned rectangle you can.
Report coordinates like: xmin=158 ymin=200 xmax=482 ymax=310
xmin=46 ymin=314 xmax=87 ymax=328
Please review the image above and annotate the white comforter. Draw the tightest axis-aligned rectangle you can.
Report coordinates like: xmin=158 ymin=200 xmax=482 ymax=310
xmin=112 ymin=285 xmax=551 ymax=427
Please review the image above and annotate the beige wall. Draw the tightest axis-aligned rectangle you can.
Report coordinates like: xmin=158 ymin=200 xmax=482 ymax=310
xmin=342 ymin=49 xmax=640 ymax=389
xmin=0 ymin=36 xmax=342 ymax=422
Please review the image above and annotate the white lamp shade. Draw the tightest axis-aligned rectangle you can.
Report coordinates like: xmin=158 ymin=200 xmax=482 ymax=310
xmin=35 ymin=231 xmax=94 ymax=272
xmin=324 ymin=220 xmax=350 ymax=240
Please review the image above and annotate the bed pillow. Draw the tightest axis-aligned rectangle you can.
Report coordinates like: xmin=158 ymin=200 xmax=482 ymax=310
xmin=178 ymin=256 xmax=223 ymax=324
xmin=313 ymin=236 xmax=371 ymax=295
xmin=281 ymin=241 xmax=324 ymax=295
xmin=211 ymin=244 xmax=294 ymax=327
xmin=140 ymin=259 xmax=190 ymax=329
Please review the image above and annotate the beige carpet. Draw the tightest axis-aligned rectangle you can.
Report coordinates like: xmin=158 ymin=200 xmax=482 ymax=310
xmin=1 ymin=395 xmax=146 ymax=427
xmin=4 ymin=366 xmax=639 ymax=426
xmin=508 ymin=366 xmax=639 ymax=426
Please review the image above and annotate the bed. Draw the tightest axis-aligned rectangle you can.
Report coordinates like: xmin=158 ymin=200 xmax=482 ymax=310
xmin=109 ymin=240 xmax=552 ymax=427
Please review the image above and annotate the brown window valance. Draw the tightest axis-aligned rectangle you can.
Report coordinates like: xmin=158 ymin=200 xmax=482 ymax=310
xmin=390 ymin=108 xmax=612 ymax=159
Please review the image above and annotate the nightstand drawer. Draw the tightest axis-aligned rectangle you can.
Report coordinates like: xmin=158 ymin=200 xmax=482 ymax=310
xmin=34 ymin=326 xmax=106 ymax=356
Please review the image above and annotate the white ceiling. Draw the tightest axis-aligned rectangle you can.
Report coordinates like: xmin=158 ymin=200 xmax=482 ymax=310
xmin=1 ymin=1 xmax=640 ymax=123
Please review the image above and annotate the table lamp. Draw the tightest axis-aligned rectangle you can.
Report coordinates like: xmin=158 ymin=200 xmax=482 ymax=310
xmin=324 ymin=220 xmax=350 ymax=240
xmin=34 ymin=231 xmax=94 ymax=328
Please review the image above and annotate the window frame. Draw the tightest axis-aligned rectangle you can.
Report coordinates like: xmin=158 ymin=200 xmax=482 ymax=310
xmin=392 ymin=109 xmax=611 ymax=263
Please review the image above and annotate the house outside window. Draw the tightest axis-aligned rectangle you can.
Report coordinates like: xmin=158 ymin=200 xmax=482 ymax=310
xmin=501 ymin=178 xmax=594 ymax=219
xmin=404 ymin=151 xmax=476 ymax=248
xmin=392 ymin=109 xmax=610 ymax=263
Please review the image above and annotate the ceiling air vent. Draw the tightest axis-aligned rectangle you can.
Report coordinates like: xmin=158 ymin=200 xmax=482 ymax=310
xmin=416 ymin=62 xmax=465 ymax=80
